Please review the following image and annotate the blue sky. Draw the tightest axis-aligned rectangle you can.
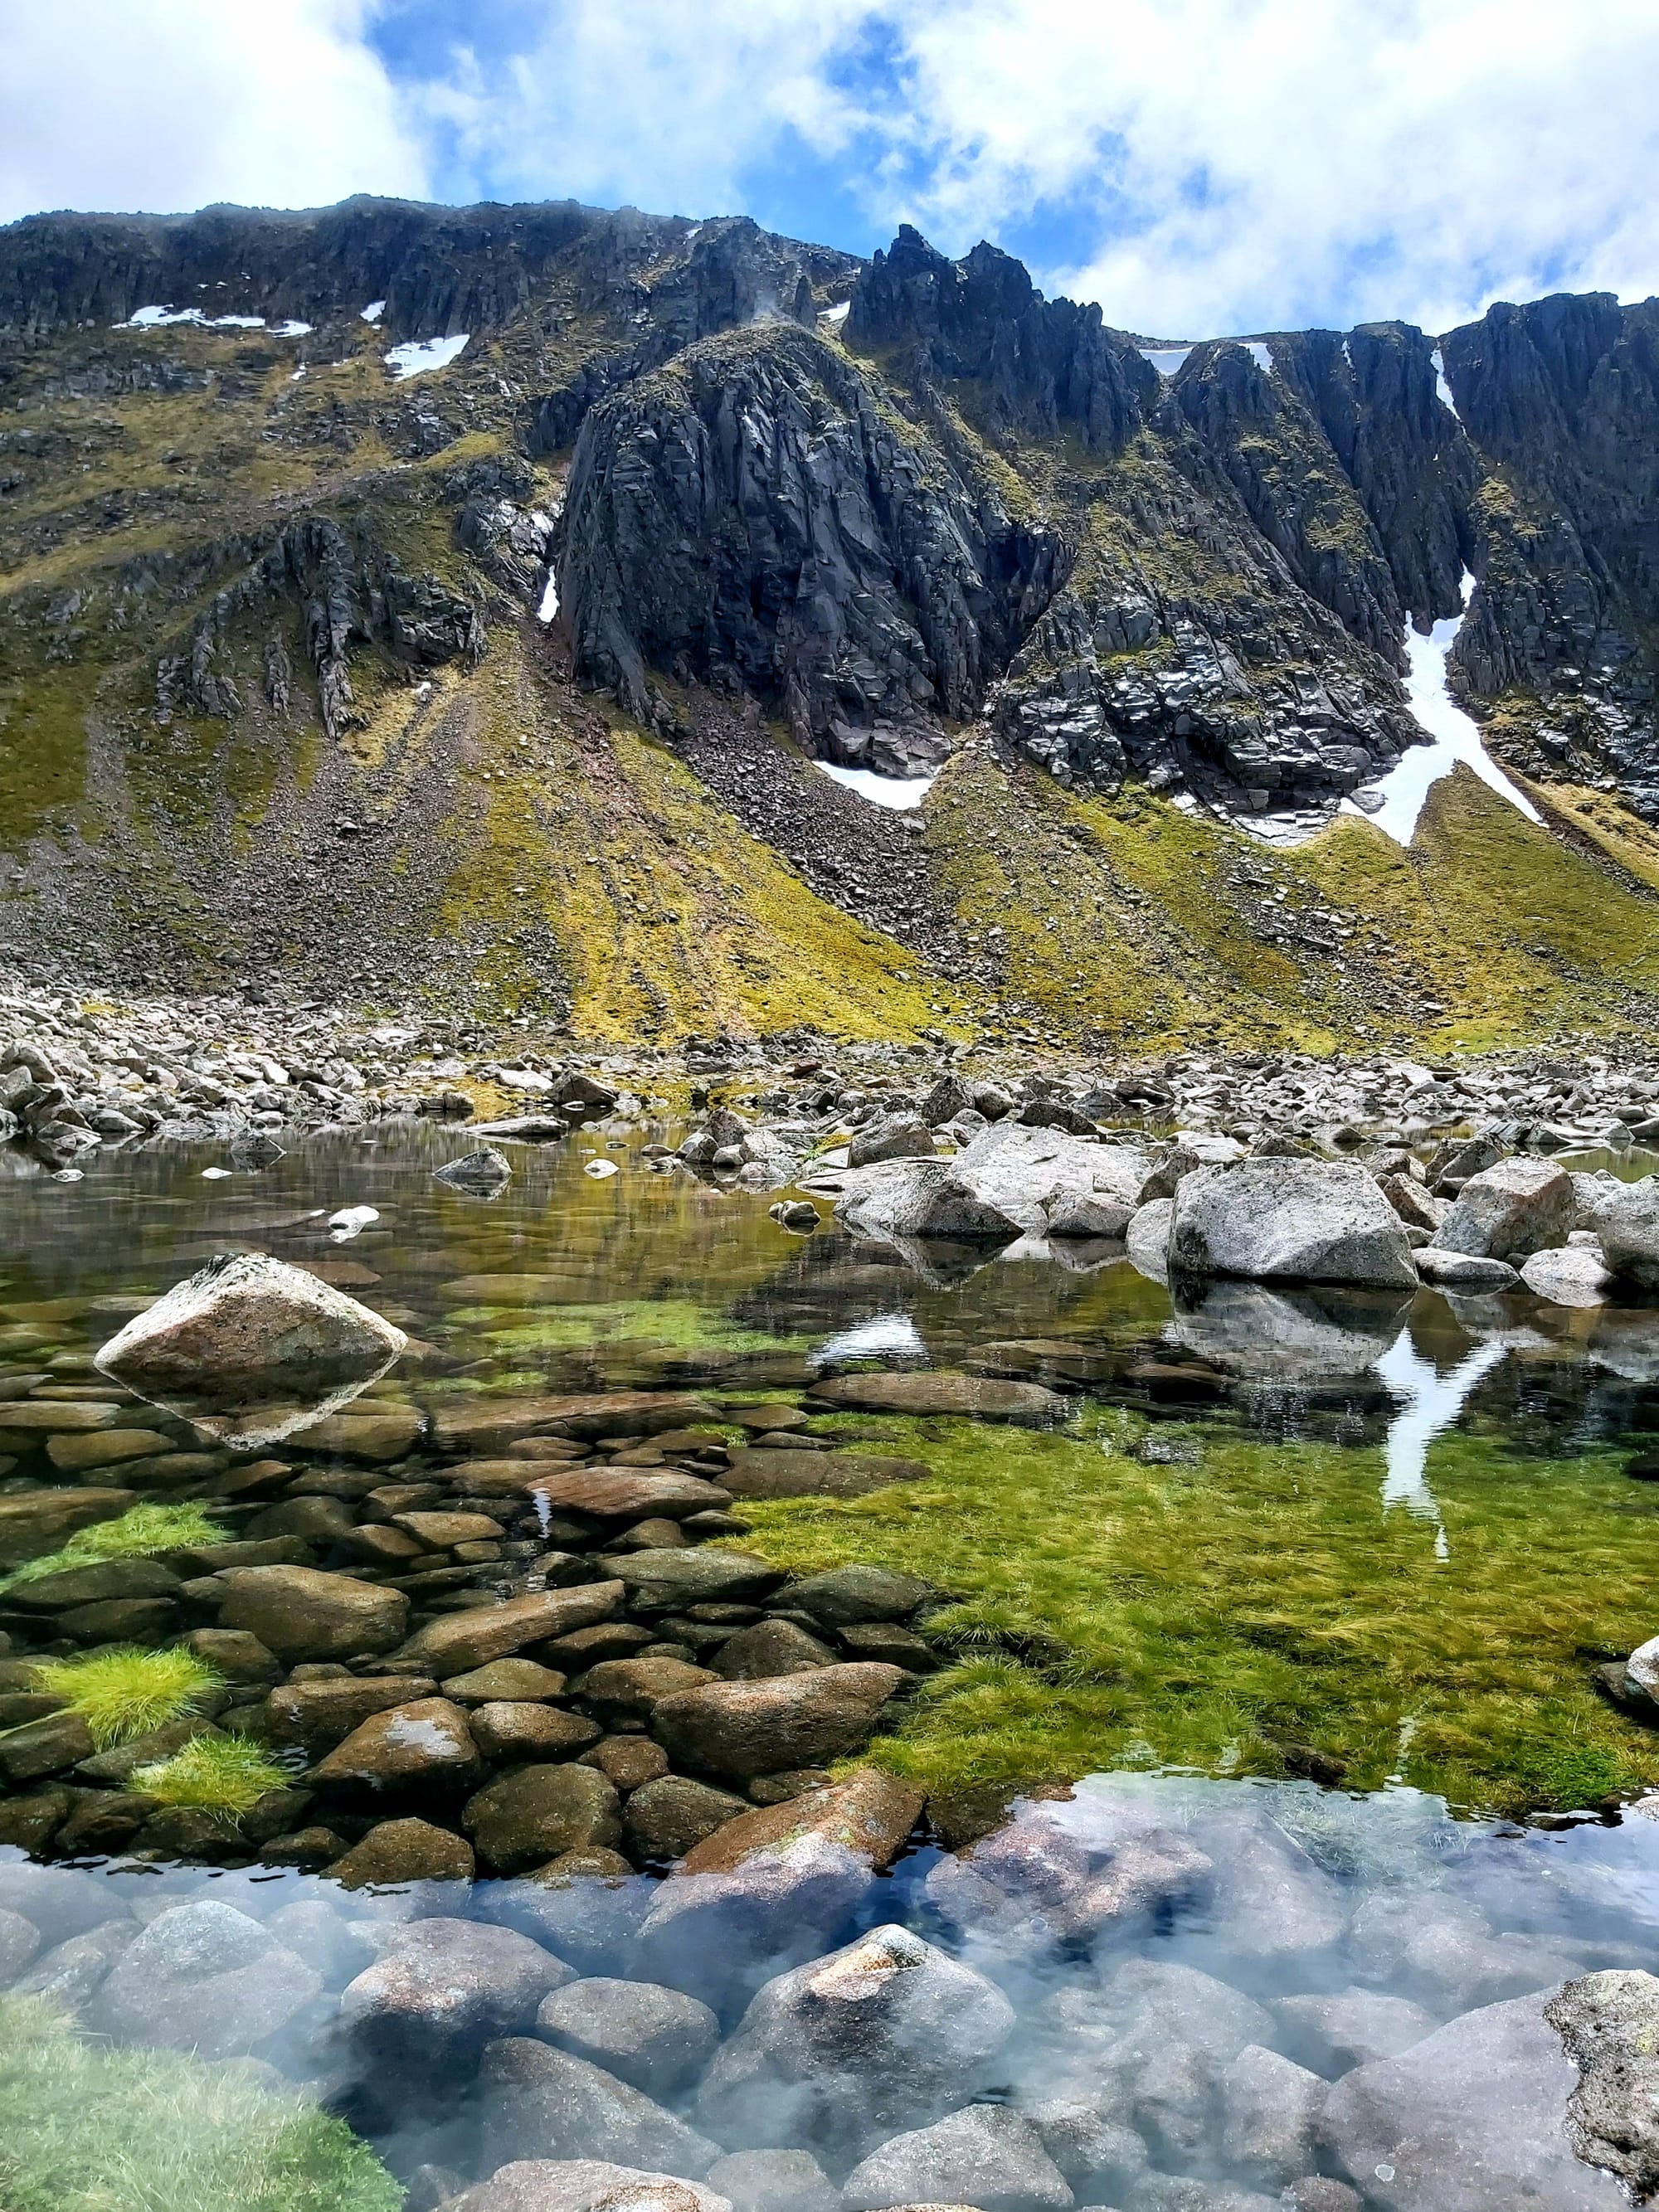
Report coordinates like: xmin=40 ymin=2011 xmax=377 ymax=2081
xmin=4 ymin=1 xmax=1657 ymax=340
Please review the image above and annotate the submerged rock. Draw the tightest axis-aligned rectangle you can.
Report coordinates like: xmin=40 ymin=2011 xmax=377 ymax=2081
xmin=535 ymin=1976 xmax=721 ymax=2097
xmin=340 ymin=1915 xmax=573 ymax=2067
xmin=840 ymin=2103 xmax=1074 ymax=2211
xmin=435 ymin=1145 xmax=515 ymax=1194
xmin=649 ymin=1663 xmax=910 ymax=1781
xmin=479 ymin=2035 xmax=722 ymax=2178
xmin=449 ymin=2160 xmax=732 ymax=2212
xmin=217 ymin=1563 xmax=408 ymax=1660
xmin=93 ymin=1900 xmax=321 ymax=2057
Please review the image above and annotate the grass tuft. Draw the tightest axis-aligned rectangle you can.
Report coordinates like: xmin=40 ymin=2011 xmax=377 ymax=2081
xmin=1 ymin=1501 xmax=221 ymax=1590
xmin=0 ymin=1996 xmax=402 ymax=2212
xmin=31 ymin=1646 xmax=223 ymax=1748
xmin=132 ymin=1735 xmax=289 ymax=1822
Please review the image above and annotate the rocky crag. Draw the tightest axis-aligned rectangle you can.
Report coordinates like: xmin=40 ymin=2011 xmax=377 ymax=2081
xmin=2 ymin=196 xmax=1657 ymax=1049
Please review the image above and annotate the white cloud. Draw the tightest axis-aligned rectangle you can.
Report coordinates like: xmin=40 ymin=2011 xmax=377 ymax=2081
xmin=0 ymin=0 xmax=426 ymax=225
xmin=418 ymin=0 xmax=1659 ymax=336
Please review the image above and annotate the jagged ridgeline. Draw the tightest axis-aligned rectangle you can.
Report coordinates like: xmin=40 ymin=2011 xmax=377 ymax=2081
xmin=1 ymin=195 xmax=1657 ymax=1045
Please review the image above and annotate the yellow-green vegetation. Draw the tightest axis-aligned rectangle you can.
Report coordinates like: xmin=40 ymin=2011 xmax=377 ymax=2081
xmin=454 ymin=1297 xmax=806 ymax=1356
xmin=0 ymin=1502 xmax=221 ymax=1590
xmin=131 ymin=1735 xmax=290 ymax=1822
xmin=0 ymin=1996 xmax=402 ymax=2212
xmin=29 ymin=1647 xmax=222 ymax=1749
xmin=733 ymin=1409 xmax=1659 ymax=1817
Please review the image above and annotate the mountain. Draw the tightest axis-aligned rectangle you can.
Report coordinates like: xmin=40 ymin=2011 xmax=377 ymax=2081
xmin=2 ymin=193 xmax=1657 ymax=1053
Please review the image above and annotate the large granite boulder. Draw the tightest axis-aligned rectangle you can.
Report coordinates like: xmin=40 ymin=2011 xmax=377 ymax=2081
xmin=840 ymin=2103 xmax=1073 ymax=2211
xmin=835 ymin=1159 xmax=1023 ymax=1245
xmin=955 ymin=1121 xmax=1155 ymax=1238
xmin=535 ymin=1976 xmax=721 ymax=2097
xmin=478 ymin=2035 xmax=722 ymax=2179
xmin=1436 ymin=1157 xmax=1576 ymax=1260
xmin=1169 ymin=1161 xmax=1418 ymax=1288
xmin=630 ymin=1833 xmax=878 ymax=2013
xmin=1572 ymin=1172 xmax=1659 ymax=1289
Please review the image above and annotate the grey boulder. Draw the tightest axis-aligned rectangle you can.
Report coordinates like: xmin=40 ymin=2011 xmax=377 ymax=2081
xmin=834 ymin=1159 xmax=1021 ymax=1245
xmin=1435 ymin=1156 xmax=1576 ymax=1261
xmin=954 ymin=1122 xmax=1155 ymax=1238
xmin=1572 ymin=1172 xmax=1659 ymax=1289
xmin=536 ymin=1976 xmax=720 ymax=2097
xmin=630 ymin=1834 xmax=877 ymax=2012
xmin=704 ymin=2149 xmax=839 ymax=2212
xmin=339 ymin=1915 xmax=574 ymax=2066
xmin=479 ymin=2035 xmax=721 ymax=2179
xmin=92 ymin=1899 xmax=322 ymax=2056
xmin=1169 ymin=1161 xmax=1418 ymax=1289
xmin=840 ymin=2104 xmax=1074 ymax=2211
xmin=435 ymin=1146 xmax=514 ymax=1194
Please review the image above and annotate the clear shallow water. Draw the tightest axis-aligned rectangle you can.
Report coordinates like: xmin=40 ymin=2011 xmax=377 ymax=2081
xmin=6 ymin=1125 xmax=1659 ymax=2205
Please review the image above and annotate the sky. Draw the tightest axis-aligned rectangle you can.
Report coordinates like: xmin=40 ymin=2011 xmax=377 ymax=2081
xmin=3 ymin=0 xmax=1657 ymax=340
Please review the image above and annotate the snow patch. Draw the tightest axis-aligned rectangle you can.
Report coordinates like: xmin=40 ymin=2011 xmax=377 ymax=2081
xmin=289 ymin=367 xmax=305 ymax=382
xmin=815 ymin=761 xmax=935 ymax=809
xmin=1243 ymin=340 xmax=1272 ymax=372
xmin=1138 ymin=345 xmax=1192 ymax=377
xmin=1430 ymin=347 xmax=1460 ymax=420
xmin=1342 ymin=337 xmax=1354 ymax=369
xmin=119 ymin=306 xmax=267 ymax=330
xmin=538 ymin=569 xmax=560 ymax=623
xmin=1343 ymin=571 xmax=1542 ymax=844
xmin=360 ymin=299 xmax=387 ymax=324
xmin=272 ymin=319 xmax=313 ymax=338
xmin=820 ymin=299 xmax=851 ymax=325
xmin=385 ymin=333 xmax=469 ymax=380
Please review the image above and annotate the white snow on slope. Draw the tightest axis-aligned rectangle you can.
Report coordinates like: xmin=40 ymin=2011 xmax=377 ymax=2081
xmin=815 ymin=761 xmax=935 ymax=809
xmin=120 ymin=306 xmax=264 ymax=329
xmin=538 ymin=570 xmax=560 ymax=623
xmin=273 ymin=319 xmax=313 ymax=338
xmin=1343 ymin=571 xmax=1542 ymax=844
xmin=1430 ymin=347 xmax=1460 ymax=419
xmin=361 ymin=300 xmax=386 ymax=324
xmin=1243 ymin=340 xmax=1272 ymax=372
xmin=385 ymin=333 xmax=469 ymax=380
xmin=1139 ymin=345 xmax=1192 ymax=377
xmin=820 ymin=300 xmax=851 ymax=326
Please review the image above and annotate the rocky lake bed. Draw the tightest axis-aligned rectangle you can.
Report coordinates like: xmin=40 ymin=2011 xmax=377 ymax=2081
xmin=10 ymin=994 xmax=1659 ymax=2209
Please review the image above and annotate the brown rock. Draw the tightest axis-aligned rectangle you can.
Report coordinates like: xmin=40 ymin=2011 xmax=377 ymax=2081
xmin=711 ymin=1619 xmax=836 ymax=1679
xmin=330 ymin=1816 xmax=476 ymax=1889
xmin=392 ymin=1582 xmax=623 ymax=1675
xmin=45 ymin=1428 xmax=171 ymax=1471
xmin=651 ymin=1665 xmax=911 ymax=1781
xmin=4 ymin=1558 xmax=180 ymax=1611
xmin=264 ymin=1675 xmax=441 ymax=1753
xmin=680 ymin=1770 xmax=925 ymax=1874
xmin=572 ymin=1658 xmax=718 ymax=1719
xmin=57 ymin=1596 xmax=177 ymax=1641
xmin=463 ymin=1762 xmax=622 ymax=1872
xmin=182 ymin=1626 xmax=281 ymax=1684
xmin=0 ymin=1786 xmax=72 ymax=1851
xmin=544 ymin=1623 xmax=654 ymax=1666
xmin=0 ymin=1486 xmax=134 ymax=1569
xmin=581 ymin=1736 xmax=671 ymax=1790
xmin=441 ymin=1659 xmax=567 ymax=1702
xmin=0 ymin=1401 xmax=122 ymax=1432
xmin=624 ymin=1775 xmax=751 ymax=1862
xmin=431 ymin=1393 xmax=714 ymax=1454
xmin=469 ymin=1702 xmax=603 ymax=1761
xmin=299 ymin=1408 xmax=424 ymax=1461
xmin=526 ymin=1468 xmax=734 ymax=1521
xmin=341 ymin=1523 xmax=428 ymax=1565
xmin=392 ymin=1510 xmax=505 ymax=1548
xmin=722 ymin=1449 xmax=929 ymax=1500
xmin=216 ymin=1565 xmax=409 ymax=1661
xmin=310 ymin=1698 xmax=483 ymax=1791
xmin=810 ymin=1372 xmax=1065 ymax=1424
xmin=0 ymin=1709 xmax=95 ymax=1782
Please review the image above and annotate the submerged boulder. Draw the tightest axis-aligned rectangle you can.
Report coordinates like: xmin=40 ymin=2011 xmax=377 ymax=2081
xmin=1169 ymin=1161 xmax=1418 ymax=1289
xmin=840 ymin=2103 xmax=1073 ymax=2211
xmin=650 ymin=1665 xmax=910 ymax=1781
xmin=94 ymin=1251 xmax=405 ymax=1400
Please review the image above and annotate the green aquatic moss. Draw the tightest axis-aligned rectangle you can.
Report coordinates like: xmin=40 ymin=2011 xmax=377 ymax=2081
xmin=732 ymin=1411 xmax=1659 ymax=1817
xmin=30 ymin=1647 xmax=222 ymax=1749
xmin=132 ymin=1735 xmax=290 ymax=1821
xmin=1 ymin=1502 xmax=221 ymax=1590
xmin=455 ymin=1297 xmax=808 ymax=1355
xmin=0 ymin=1997 xmax=402 ymax=2212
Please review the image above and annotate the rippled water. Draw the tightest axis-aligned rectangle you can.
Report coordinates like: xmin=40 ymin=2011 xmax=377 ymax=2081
xmin=5 ymin=1122 xmax=1659 ymax=2207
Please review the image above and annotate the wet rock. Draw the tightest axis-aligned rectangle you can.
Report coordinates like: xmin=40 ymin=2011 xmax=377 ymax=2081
xmin=1436 ymin=1157 xmax=1576 ymax=1261
xmin=1169 ymin=1160 xmax=1418 ymax=1289
xmin=479 ymin=2035 xmax=722 ymax=2179
xmin=956 ymin=1121 xmax=1155 ymax=1238
xmin=1415 ymin=1247 xmax=1522 ymax=1289
xmin=1126 ymin=1198 xmax=1174 ymax=1281
xmin=1347 ymin=1890 xmax=1579 ymax=2010
xmin=573 ymin=1657 xmax=718 ymax=1719
xmin=263 ymin=1894 xmax=377 ymax=1981
xmin=216 ymin=1563 xmax=409 ymax=1661
xmin=449 ymin=2157 xmax=732 ymax=2211
xmin=710 ymin=1618 xmax=837 ymax=1677
xmin=1217 ymin=2044 xmax=1326 ymax=2185
xmin=45 ymin=1427 xmax=171 ymax=1471
xmin=0 ymin=1706 xmax=95 ymax=1782
xmin=182 ymin=1626 xmax=280 ymax=1683
xmin=652 ymin=1663 xmax=909 ymax=1780
xmin=444 ymin=1659 xmax=571 ymax=1703
xmin=310 ymin=1696 xmax=484 ymax=1792
xmin=536 ymin=1976 xmax=721 ymax=2097
xmin=1321 ymin=1990 xmax=1627 ymax=2210
xmin=1275 ymin=1991 xmax=1436 ymax=2074
xmin=596 ymin=1551 xmax=783 ymax=1612
xmin=1521 ymin=1245 xmax=1612 ymax=1305
xmin=843 ymin=2104 xmax=1074 ymax=2211
xmin=582 ymin=1736 xmax=671 ymax=1790
xmin=1197 ymin=1812 xmax=1347 ymax=1961
xmin=393 ymin=1581 xmax=624 ymax=1673
xmin=1545 ymin=1970 xmax=1659 ymax=2200
xmin=624 ymin=1776 xmax=751 ymax=1861
xmin=835 ymin=1159 xmax=1024 ymax=1245
xmin=705 ymin=2148 xmax=838 ymax=2212
xmin=810 ymin=1372 xmax=1064 ymax=1424
xmin=0 ymin=1860 xmax=117 ymax=1947
xmin=1570 ymin=1173 xmax=1659 ymax=1289
xmin=465 ymin=1762 xmax=624 ymax=1873
xmin=1038 ymin=1958 xmax=1273 ymax=2082
xmin=93 ymin=1899 xmax=321 ymax=2056
xmin=264 ymin=1674 xmax=441 ymax=1752
xmin=680 ymin=1771 xmax=923 ymax=1877
xmin=786 ymin=1566 xmax=934 ymax=1627
xmin=94 ymin=1250 xmax=405 ymax=1399
xmin=696 ymin=1923 xmax=1016 ymax=2157
xmin=435 ymin=1146 xmax=514 ymax=1193
xmin=341 ymin=1915 xmax=574 ymax=2067
xmin=329 ymin=1815 xmax=476 ymax=1889
xmin=0 ymin=1485 xmax=134 ymax=1569
xmin=630 ymin=1833 xmax=877 ymax=2010
xmin=720 ymin=1448 xmax=927 ymax=1500
xmin=472 ymin=1703 xmax=604 ymax=1762
xmin=527 ymin=1468 xmax=734 ymax=1521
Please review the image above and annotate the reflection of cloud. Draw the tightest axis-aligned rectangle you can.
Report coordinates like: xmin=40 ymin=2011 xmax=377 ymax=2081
xmin=1373 ymin=1329 xmax=1512 ymax=1559
xmin=813 ymin=1313 xmax=926 ymax=1366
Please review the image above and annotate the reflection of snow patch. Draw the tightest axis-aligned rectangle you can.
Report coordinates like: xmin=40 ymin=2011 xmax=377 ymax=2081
xmin=821 ymin=300 xmax=851 ymax=325
xmin=1139 ymin=345 xmax=1192 ymax=377
xmin=361 ymin=299 xmax=386 ymax=323
xmin=385 ymin=333 xmax=469 ymax=379
xmin=538 ymin=570 xmax=559 ymax=623
xmin=816 ymin=761 xmax=934 ymax=809
xmin=815 ymin=1313 xmax=925 ymax=1365
xmin=1430 ymin=347 xmax=1460 ymax=419
xmin=1342 ymin=571 xmax=1542 ymax=845
xmin=1243 ymin=340 xmax=1272 ymax=372
xmin=1374 ymin=1327 xmax=1514 ymax=1559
